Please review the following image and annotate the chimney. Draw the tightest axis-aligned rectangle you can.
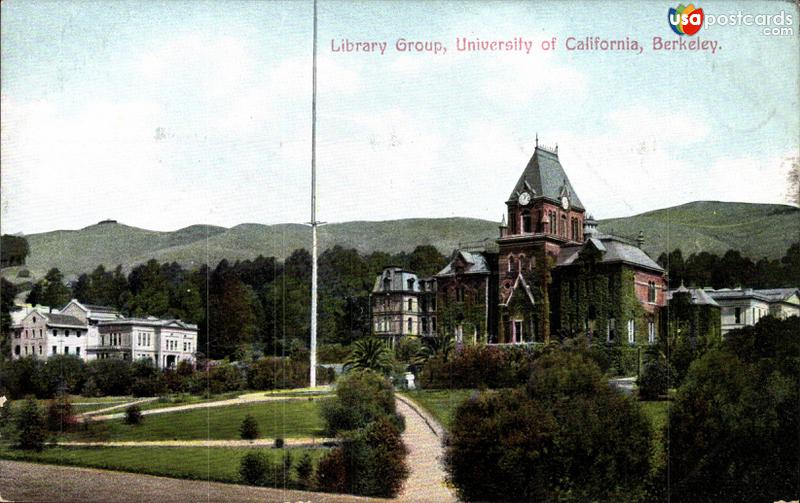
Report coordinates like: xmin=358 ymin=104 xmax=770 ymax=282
xmin=583 ymin=215 xmax=598 ymax=239
xmin=636 ymin=230 xmax=645 ymax=249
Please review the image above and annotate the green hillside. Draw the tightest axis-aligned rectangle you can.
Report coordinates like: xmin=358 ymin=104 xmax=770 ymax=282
xmin=600 ymin=201 xmax=799 ymax=260
xmin=4 ymin=201 xmax=798 ymax=280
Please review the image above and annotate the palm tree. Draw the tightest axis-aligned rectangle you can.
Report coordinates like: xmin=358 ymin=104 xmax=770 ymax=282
xmin=345 ymin=338 xmax=394 ymax=375
xmin=420 ymin=332 xmax=454 ymax=362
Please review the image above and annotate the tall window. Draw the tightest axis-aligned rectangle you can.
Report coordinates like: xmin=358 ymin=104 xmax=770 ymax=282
xmin=627 ymin=319 xmax=635 ymax=345
xmin=648 ymin=282 xmax=657 ymax=303
xmin=509 ymin=211 xmax=517 ymax=234
xmin=76 ymin=347 xmax=81 ymax=356
xmin=734 ymin=307 xmax=742 ymax=324
xmin=422 ymin=318 xmax=428 ymax=333
xmin=607 ymin=318 xmax=616 ymax=342
xmin=52 ymin=345 xmax=57 ymax=355
xmin=407 ymin=298 xmax=413 ymax=311
xmin=561 ymin=215 xmax=567 ymax=237
xmin=407 ymin=278 xmax=415 ymax=290
xmin=407 ymin=318 xmax=413 ymax=332
xmin=522 ymin=210 xmax=532 ymax=233
xmin=648 ymin=321 xmax=656 ymax=345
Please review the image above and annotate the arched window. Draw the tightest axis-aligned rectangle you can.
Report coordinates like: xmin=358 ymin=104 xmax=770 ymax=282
xmin=407 ymin=278 xmax=415 ymax=290
xmin=561 ymin=215 xmax=567 ymax=237
xmin=407 ymin=318 xmax=413 ymax=332
xmin=509 ymin=210 xmax=517 ymax=234
xmin=407 ymin=298 xmax=413 ymax=311
xmin=383 ymin=277 xmax=391 ymax=291
xmin=522 ymin=210 xmax=532 ymax=233
xmin=648 ymin=282 xmax=657 ymax=303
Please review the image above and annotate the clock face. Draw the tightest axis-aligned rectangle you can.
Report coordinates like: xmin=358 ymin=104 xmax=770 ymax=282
xmin=518 ymin=192 xmax=531 ymax=206
xmin=561 ymin=196 xmax=570 ymax=210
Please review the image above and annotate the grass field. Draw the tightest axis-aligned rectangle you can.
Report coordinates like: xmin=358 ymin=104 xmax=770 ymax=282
xmin=0 ymin=445 xmax=325 ymax=486
xmin=404 ymin=389 xmax=475 ymax=430
xmin=67 ymin=399 xmax=328 ymax=442
xmin=640 ymin=400 xmax=670 ymax=471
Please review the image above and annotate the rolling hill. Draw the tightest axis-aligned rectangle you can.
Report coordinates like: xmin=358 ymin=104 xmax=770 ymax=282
xmin=3 ymin=201 xmax=798 ymax=281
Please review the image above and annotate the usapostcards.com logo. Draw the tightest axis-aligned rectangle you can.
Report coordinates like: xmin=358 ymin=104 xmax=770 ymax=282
xmin=668 ymin=4 xmax=704 ymax=36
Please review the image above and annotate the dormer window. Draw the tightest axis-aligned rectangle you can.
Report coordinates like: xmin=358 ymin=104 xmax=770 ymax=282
xmin=407 ymin=278 xmax=415 ymax=290
xmin=383 ymin=277 xmax=391 ymax=291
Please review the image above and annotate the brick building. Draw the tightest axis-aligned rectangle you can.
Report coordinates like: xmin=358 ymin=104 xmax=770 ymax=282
xmin=435 ymin=141 xmax=668 ymax=346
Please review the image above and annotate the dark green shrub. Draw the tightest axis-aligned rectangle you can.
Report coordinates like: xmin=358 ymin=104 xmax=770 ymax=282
xmin=445 ymin=350 xmax=652 ymax=502
xmin=637 ymin=357 xmax=671 ymax=400
xmin=273 ymin=437 xmax=284 ymax=448
xmin=13 ymin=397 xmax=46 ymax=451
xmin=240 ymin=414 xmax=259 ymax=440
xmin=81 ymin=377 xmax=101 ymax=397
xmin=666 ymin=317 xmax=800 ymax=502
xmin=46 ymin=395 xmax=75 ymax=432
xmin=295 ymin=452 xmax=314 ymax=489
xmin=239 ymin=452 xmax=269 ymax=485
xmin=320 ymin=370 xmax=399 ymax=435
xmin=419 ymin=344 xmax=543 ymax=389
xmin=208 ymin=363 xmax=245 ymax=394
xmin=124 ymin=405 xmax=143 ymax=425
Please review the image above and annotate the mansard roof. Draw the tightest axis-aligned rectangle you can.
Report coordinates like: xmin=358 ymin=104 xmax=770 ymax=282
xmin=753 ymin=288 xmax=800 ymax=303
xmin=372 ymin=266 xmax=421 ymax=293
xmin=556 ymin=234 xmax=664 ymax=273
xmin=435 ymin=250 xmax=491 ymax=277
xmin=667 ymin=286 xmax=720 ymax=306
xmin=508 ymin=146 xmax=585 ymax=210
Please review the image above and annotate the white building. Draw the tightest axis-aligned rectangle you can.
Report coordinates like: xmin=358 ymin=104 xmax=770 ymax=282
xmin=10 ymin=299 xmax=198 ymax=369
xmin=11 ymin=309 xmax=88 ymax=360
xmin=755 ymin=288 xmax=800 ymax=319
xmin=704 ymin=288 xmax=772 ymax=336
xmin=94 ymin=317 xmax=198 ymax=369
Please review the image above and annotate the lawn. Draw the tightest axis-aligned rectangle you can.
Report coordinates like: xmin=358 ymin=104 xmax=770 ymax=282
xmin=0 ymin=445 xmax=325 ymax=486
xmin=640 ymin=400 xmax=670 ymax=471
xmin=404 ymin=389 xmax=475 ymax=430
xmin=67 ymin=399 xmax=328 ymax=442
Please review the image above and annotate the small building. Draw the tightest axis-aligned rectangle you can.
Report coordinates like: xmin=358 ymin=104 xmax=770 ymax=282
xmin=704 ymin=288 xmax=771 ymax=336
xmin=369 ymin=266 xmax=436 ymax=347
xmin=754 ymin=288 xmax=800 ymax=319
xmin=94 ymin=317 xmax=198 ymax=369
xmin=11 ymin=309 xmax=88 ymax=360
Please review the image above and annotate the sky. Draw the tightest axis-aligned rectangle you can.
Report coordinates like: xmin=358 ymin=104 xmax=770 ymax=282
xmin=1 ymin=0 xmax=798 ymax=235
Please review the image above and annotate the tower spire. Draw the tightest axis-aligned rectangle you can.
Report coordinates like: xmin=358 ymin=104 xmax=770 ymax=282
xmin=535 ymin=133 xmax=538 ymax=148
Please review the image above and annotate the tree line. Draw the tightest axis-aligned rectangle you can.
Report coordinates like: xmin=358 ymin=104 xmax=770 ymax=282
xmin=657 ymin=242 xmax=800 ymax=289
xmin=14 ymin=245 xmax=447 ymax=360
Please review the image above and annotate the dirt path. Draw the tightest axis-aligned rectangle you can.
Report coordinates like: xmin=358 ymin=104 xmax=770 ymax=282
xmin=55 ymin=438 xmax=335 ymax=448
xmin=79 ymin=397 xmax=158 ymax=417
xmin=0 ymin=459 xmax=371 ymax=503
xmin=395 ymin=395 xmax=457 ymax=502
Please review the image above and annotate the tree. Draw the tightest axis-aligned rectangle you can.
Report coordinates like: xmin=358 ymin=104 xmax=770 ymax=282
xmin=46 ymin=395 xmax=75 ymax=432
xmin=345 ymin=338 xmax=394 ymax=375
xmin=13 ymin=397 xmax=46 ymax=450
xmin=124 ymin=405 xmax=143 ymax=425
xmin=240 ymin=414 xmax=259 ymax=440
xmin=320 ymin=370 xmax=400 ymax=435
xmin=1 ymin=278 xmax=19 ymax=357
xmin=637 ymin=353 xmax=671 ymax=400
xmin=40 ymin=268 xmax=72 ymax=309
xmin=445 ymin=350 xmax=652 ymax=502
xmin=666 ymin=316 xmax=799 ymax=502
xmin=1 ymin=235 xmax=29 ymax=267
xmin=296 ymin=452 xmax=314 ymax=489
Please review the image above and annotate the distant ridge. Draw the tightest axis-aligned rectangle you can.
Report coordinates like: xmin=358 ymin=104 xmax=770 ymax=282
xmin=3 ymin=201 xmax=798 ymax=280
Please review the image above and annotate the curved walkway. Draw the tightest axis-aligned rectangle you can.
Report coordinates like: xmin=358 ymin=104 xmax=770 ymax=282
xmin=395 ymin=395 xmax=456 ymax=502
xmin=55 ymin=438 xmax=335 ymax=448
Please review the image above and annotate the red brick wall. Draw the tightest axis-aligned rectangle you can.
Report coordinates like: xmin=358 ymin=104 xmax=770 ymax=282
xmin=634 ymin=269 xmax=667 ymax=314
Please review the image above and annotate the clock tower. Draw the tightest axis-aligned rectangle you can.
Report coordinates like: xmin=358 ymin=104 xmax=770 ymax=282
xmin=496 ymin=141 xmax=586 ymax=343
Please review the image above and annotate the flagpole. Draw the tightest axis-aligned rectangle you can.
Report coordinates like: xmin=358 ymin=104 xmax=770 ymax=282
xmin=309 ymin=0 xmax=318 ymax=388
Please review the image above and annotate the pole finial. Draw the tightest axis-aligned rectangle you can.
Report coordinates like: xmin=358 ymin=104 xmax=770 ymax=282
xmin=535 ymin=133 xmax=538 ymax=148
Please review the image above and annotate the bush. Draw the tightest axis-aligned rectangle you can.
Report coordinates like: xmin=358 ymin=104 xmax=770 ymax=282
xmin=239 ymin=452 xmax=270 ymax=485
xmin=445 ymin=350 xmax=652 ymax=502
xmin=637 ymin=356 xmax=672 ymax=400
xmin=124 ymin=405 xmax=143 ymax=425
xmin=207 ymin=363 xmax=246 ymax=394
xmin=247 ymin=357 xmax=306 ymax=390
xmin=238 ymin=451 xmax=293 ymax=487
xmin=46 ymin=395 xmax=75 ymax=432
xmin=295 ymin=452 xmax=314 ymax=489
xmin=666 ymin=317 xmax=799 ymax=502
xmin=13 ymin=397 xmax=46 ymax=451
xmin=274 ymin=437 xmax=284 ymax=449
xmin=419 ymin=344 xmax=542 ymax=389
xmin=81 ymin=377 xmax=101 ymax=398
xmin=316 ymin=415 xmax=408 ymax=498
xmin=240 ymin=414 xmax=259 ymax=440
xmin=320 ymin=370 xmax=400 ymax=435
xmin=86 ymin=359 xmax=132 ymax=396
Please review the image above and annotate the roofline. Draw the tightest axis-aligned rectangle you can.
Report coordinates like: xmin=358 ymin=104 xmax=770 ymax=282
xmin=505 ymin=195 xmax=587 ymax=211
